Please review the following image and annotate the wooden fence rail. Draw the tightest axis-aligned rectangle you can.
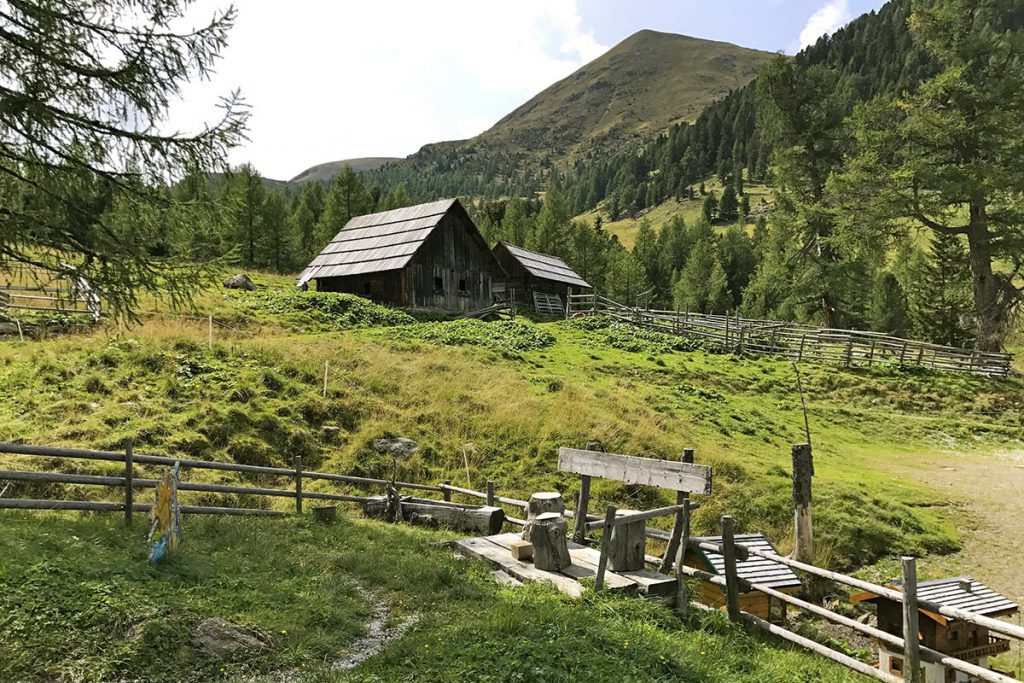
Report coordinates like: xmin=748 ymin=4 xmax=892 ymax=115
xmin=567 ymin=294 xmax=1013 ymax=378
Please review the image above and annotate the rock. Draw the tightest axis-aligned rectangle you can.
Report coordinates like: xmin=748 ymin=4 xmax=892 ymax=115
xmin=372 ymin=437 xmax=419 ymax=458
xmin=191 ymin=617 xmax=271 ymax=659
xmin=222 ymin=273 xmax=256 ymax=291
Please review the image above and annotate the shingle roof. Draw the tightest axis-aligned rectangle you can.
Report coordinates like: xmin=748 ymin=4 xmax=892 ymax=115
xmin=917 ymin=578 xmax=1018 ymax=617
xmin=498 ymin=242 xmax=592 ymax=289
xmin=690 ymin=533 xmax=802 ymax=591
xmin=297 ymin=199 xmax=457 ymax=287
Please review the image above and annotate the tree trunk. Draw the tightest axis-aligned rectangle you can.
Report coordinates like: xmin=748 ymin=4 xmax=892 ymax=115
xmin=966 ymin=200 xmax=1004 ymax=352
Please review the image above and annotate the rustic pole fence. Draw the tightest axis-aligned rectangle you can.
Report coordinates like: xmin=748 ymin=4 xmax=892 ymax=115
xmin=123 ymin=439 xmax=134 ymax=526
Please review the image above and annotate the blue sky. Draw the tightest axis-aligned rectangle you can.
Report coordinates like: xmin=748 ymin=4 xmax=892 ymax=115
xmin=170 ymin=1 xmax=888 ymax=180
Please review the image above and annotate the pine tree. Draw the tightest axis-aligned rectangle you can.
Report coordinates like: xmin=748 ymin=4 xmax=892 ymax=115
xmin=702 ymin=193 xmax=717 ymax=224
xmin=674 ymin=238 xmax=731 ymax=315
xmin=909 ymin=233 xmax=974 ymax=348
xmin=318 ymin=166 xmax=370 ymax=244
xmin=606 ymin=247 xmax=648 ymax=305
xmin=717 ymin=225 xmax=757 ymax=308
xmin=868 ymin=272 xmax=910 ymax=336
xmin=502 ymin=197 xmax=530 ymax=246
xmin=718 ymin=184 xmax=739 ymax=222
xmin=533 ymin=188 xmax=571 ymax=258
xmin=261 ymin=190 xmax=292 ymax=273
xmin=223 ymin=164 xmax=265 ymax=267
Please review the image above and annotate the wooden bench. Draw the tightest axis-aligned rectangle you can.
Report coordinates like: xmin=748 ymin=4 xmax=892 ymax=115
xmin=557 ymin=445 xmax=712 ymax=608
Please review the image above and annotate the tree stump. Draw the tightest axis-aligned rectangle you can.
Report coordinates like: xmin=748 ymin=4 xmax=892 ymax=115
xmin=525 ymin=492 xmax=565 ymax=522
xmin=523 ymin=512 xmax=571 ymax=571
xmin=607 ymin=510 xmax=645 ymax=572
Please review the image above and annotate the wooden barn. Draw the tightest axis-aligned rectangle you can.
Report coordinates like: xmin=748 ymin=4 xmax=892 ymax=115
xmin=853 ymin=577 xmax=1018 ymax=682
xmin=684 ymin=532 xmax=802 ymax=622
xmin=297 ymin=199 xmax=504 ymax=312
xmin=491 ymin=242 xmax=591 ymax=313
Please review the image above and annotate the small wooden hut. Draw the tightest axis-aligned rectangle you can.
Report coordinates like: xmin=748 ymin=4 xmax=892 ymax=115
xmin=297 ymin=199 xmax=504 ymax=312
xmin=684 ymin=532 xmax=801 ymax=621
xmin=853 ymin=577 xmax=1018 ymax=682
xmin=491 ymin=242 xmax=591 ymax=313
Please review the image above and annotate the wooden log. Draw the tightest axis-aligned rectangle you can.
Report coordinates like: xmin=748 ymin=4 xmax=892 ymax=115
xmin=486 ymin=480 xmax=495 ymax=507
xmin=791 ymin=444 xmax=814 ymax=563
xmin=294 ymin=454 xmax=303 ymax=515
xmin=660 ymin=448 xmax=693 ymax=573
xmin=442 ymin=480 xmax=452 ymax=502
xmin=721 ymin=515 xmax=741 ymax=622
xmin=523 ymin=511 xmax=571 ymax=571
xmin=363 ymin=497 xmax=504 ymax=534
xmin=572 ymin=441 xmax=602 ymax=543
xmin=675 ymin=501 xmax=690 ymax=616
xmin=526 ymin=492 xmax=565 ymax=521
xmin=902 ymin=557 xmax=922 ymax=683
xmin=607 ymin=509 xmax=646 ymax=572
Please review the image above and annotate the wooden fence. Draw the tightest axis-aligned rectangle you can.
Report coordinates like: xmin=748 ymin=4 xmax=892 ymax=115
xmin=566 ymin=293 xmax=1013 ymax=378
xmin=644 ymin=519 xmax=1024 ymax=683
xmin=1 ymin=264 xmax=101 ymax=322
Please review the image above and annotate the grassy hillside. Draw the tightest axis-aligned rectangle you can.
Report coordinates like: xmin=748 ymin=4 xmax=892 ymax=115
xmin=472 ymin=30 xmax=772 ymax=165
xmin=289 ymin=157 xmax=402 ymax=184
xmin=2 ymin=281 xmax=1022 ymax=679
xmin=577 ymin=179 xmax=774 ymax=248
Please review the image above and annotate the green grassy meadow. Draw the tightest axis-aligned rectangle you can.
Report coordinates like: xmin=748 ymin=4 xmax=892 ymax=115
xmin=1 ymin=278 xmax=1022 ymax=680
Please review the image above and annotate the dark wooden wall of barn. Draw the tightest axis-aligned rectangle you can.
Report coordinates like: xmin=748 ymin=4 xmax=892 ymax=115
xmin=405 ymin=212 xmax=500 ymax=311
xmin=491 ymin=243 xmax=575 ymax=303
xmin=315 ymin=270 xmax=407 ymax=305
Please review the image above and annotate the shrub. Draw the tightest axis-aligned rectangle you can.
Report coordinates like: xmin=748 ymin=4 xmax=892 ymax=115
xmin=389 ymin=319 xmax=555 ymax=358
xmin=232 ymin=290 xmax=415 ymax=330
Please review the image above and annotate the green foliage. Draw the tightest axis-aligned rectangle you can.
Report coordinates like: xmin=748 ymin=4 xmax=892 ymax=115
xmin=908 ymin=234 xmax=975 ymax=348
xmin=232 ymin=290 xmax=415 ymax=331
xmin=868 ymin=272 xmax=910 ymax=337
xmin=389 ymin=320 xmax=555 ymax=358
xmin=563 ymin=316 xmax=697 ymax=355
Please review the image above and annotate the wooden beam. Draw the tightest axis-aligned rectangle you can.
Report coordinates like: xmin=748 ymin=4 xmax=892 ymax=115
xmin=594 ymin=504 xmax=616 ymax=592
xmin=791 ymin=443 xmax=813 ymax=563
xmin=123 ymin=440 xmax=133 ymax=526
xmin=721 ymin=515 xmax=741 ymax=622
xmin=557 ymin=447 xmax=712 ymax=494
xmin=661 ymin=448 xmax=693 ymax=573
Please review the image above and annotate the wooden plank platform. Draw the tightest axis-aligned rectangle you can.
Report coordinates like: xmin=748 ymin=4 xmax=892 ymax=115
xmin=454 ymin=532 xmax=675 ymax=598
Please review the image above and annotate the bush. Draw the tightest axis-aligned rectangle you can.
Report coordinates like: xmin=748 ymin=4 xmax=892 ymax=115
xmin=390 ymin=319 xmax=555 ymax=358
xmin=232 ymin=290 xmax=415 ymax=330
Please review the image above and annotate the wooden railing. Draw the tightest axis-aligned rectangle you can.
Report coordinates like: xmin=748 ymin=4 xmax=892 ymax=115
xmin=567 ymin=293 xmax=1013 ymax=378
xmin=674 ymin=517 xmax=1024 ymax=683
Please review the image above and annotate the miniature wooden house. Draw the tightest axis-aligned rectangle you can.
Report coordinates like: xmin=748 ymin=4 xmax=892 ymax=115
xmin=297 ymin=199 xmax=505 ymax=312
xmin=684 ymin=532 xmax=802 ymax=621
xmin=853 ymin=577 xmax=1018 ymax=682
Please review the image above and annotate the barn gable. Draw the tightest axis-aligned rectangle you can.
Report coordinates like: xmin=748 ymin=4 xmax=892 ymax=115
xmin=494 ymin=242 xmax=591 ymax=289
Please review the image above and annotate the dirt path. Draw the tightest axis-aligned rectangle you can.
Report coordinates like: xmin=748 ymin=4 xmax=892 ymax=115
xmin=884 ymin=448 xmax=1024 ymax=608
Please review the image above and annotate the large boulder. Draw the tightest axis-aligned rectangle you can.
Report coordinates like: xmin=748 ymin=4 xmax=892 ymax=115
xmin=372 ymin=437 xmax=419 ymax=458
xmin=223 ymin=273 xmax=256 ymax=291
xmin=191 ymin=617 xmax=271 ymax=659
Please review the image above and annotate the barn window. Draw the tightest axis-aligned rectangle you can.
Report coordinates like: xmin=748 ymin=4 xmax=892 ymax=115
xmin=458 ymin=278 xmax=467 ymax=292
xmin=434 ymin=276 xmax=444 ymax=292
xmin=362 ymin=282 xmax=372 ymax=295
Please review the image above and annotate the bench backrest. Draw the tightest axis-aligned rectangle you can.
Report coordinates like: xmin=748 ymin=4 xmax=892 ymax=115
xmin=557 ymin=447 xmax=712 ymax=495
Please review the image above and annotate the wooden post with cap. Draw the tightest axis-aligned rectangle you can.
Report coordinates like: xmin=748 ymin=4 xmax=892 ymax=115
xmin=791 ymin=443 xmax=814 ymax=563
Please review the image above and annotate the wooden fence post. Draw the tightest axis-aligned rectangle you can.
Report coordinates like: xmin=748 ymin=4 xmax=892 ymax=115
xmin=792 ymin=444 xmax=814 ymax=564
xmin=721 ymin=515 xmax=741 ymax=622
xmin=902 ymin=557 xmax=922 ymax=683
xmin=595 ymin=504 xmax=617 ymax=592
xmin=442 ymin=480 xmax=452 ymax=502
xmin=294 ymin=455 xmax=303 ymax=515
xmin=674 ymin=501 xmax=691 ymax=616
xmin=486 ymin=480 xmax=495 ymax=507
xmin=566 ymin=287 xmax=572 ymax=319
xmin=572 ymin=441 xmax=602 ymax=543
xmin=322 ymin=361 xmax=329 ymax=398
xmin=660 ymin=448 xmax=694 ymax=573
xmin=124 ymin=439 xmax=134 ymax=526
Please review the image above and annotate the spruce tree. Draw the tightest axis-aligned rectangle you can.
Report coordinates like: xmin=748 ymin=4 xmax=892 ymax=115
xmin=868 ymin=272 xmax=910 ymax=336
xmin=910 ymin=233 xmax=974 ymax=348
xmin=718 ymin=184 xmax=739 ymax=222
xmin=702 ymin=193 xmax=717 ymax=224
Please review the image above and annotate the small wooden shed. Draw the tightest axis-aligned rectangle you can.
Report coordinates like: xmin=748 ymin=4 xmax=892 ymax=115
xmin=853 ymin=577 xmax=1018 ymax=682
xmin=297 ymin=199 xmax=504 ymax=312
xmin=491 ymin=242 xmax=591 ymax=311
xmin=684 ymin=532 xmax=802 ymax=621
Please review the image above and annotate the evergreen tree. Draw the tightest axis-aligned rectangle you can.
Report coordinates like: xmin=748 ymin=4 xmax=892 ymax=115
xmin=868 ymin=272 xmax=910 ymax=336
xmin=502 ymin=197 xmax=530 ymax=246
xmin=839 ymin=0 xmax=1024 ymax=350
xmin=605 ymin=247 xmax=648 ymax=305
xmin=318 ymin=166 xmax=370 ymax=245
xmin=632 ymin=219 xmax=668 ymax=300
xmin=717 ymin=225 xmax=757 ymax=308
xmin=261 ymin=190 xmax=292 ymax=273
xmin=533 ymin=187 xmax=571 ymax=258
xmin=292 ymin=181 xmax=325 ymax=261
xmin=223 ymin=164 xmax=265 ymax=266
xmin=674 ymin=237 xmax=731 ymax=315
xmin=702 ymin=192 xmax=717 ymax=224
xmin=718 ymin=184 xmax=739 ymax=222
xmin=0 ymin=0 xmax=246 ymax=317
xmin=909 ymin=233 xmax=975 ymax=348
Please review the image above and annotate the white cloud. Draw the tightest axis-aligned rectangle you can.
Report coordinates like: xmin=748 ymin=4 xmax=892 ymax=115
xmin=166 ymin=1 xmax=607 ymax=180
xmin=798 ymin=0 xmax=852 ymax=49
